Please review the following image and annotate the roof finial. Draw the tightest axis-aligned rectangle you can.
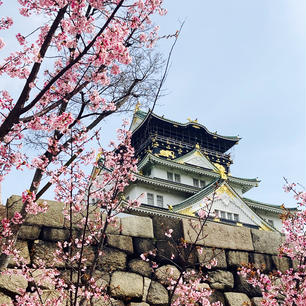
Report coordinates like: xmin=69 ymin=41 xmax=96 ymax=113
xmin=134 ymin=101 xmax=141 ymax=113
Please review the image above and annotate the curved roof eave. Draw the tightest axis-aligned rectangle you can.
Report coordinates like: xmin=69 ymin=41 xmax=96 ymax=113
xmin=138 ymin=153 xmax=259 ymax=189
xmin=132 ymin=111 xmax=240 ymax=142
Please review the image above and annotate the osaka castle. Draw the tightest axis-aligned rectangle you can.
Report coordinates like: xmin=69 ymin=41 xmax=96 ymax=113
xmin=116 ymin=108 xmax=285 ymax=232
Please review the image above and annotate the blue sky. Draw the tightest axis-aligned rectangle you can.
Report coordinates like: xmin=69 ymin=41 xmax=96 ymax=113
xmin=150 ymin=0 xmax=305 ymax=206
xmin=1 ymin=1 xmax=305 ymax=207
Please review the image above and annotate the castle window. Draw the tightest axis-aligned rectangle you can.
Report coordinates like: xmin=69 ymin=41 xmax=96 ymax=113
xmin=156 ymin=195 xmax=164 ymax=207
xmin=167 ymin=172 xmax=174 ymax=181
xmin=220 ymin=211 xmax=226 ymax=219
xmin=193 ymin=178 xmax=199 ymax=187
xmin=200 ymin=180 xmax=206 ymax=188
xmin=227 ymin=212 xmax=233 ymax=220
xmin=234 ymin=214 xmax=239 ymax=221
xmin=147 ymin=193 xmax=154 ymax=205
xmin=174 ymin=173 xmax=181 ymax=183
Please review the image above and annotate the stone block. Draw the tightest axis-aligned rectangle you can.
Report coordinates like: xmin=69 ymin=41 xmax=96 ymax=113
xmin=93 ymin=298 xmax=125 ymax=306
xmin=197 ymin=247 xmax=227 ymax=268
xmin=155 ymin=265 xmax=180 ymax=285
xmin=30 ymin=269 xmax=56 ymax=290
xmin=40 ymin=290 xmax=66 ymax=305
xmin=147 ymin=281 xmax=169 ymax=306
xmin=103 ymin=214 xmax=121 ymax=234
xmin=151 ymin=215 xmax=183 ymax=241
xmin=8 ymin=240 xmax=30 ymax=267
xmin=251 ymin=297 xmax=264 ymax=306
xmin=42 ymin=227 xmax=70 ymax=241
xmin=142 ymin=277 xmax=151 ymax=302
xmin=129 ymin=303 xmax=150 ymax=306
xmin=252 ymin=253 xmax=272 ymax=271
xmin=272 ymin=255 xmax=290 ymax=272
xmin=0 ymin=292 xmax=13 ymax=305
xmin=234 ymin=274 xmax=262 ymax=297
xmin=107 ymin=234 xmax=134 ymax=254
xmin=224 ymin=292 xmax=252 ymax=306
xmin=7 ymin=195 xmax=65 ymax=228
xmin=133 ymin=238 xmax=155 ymax=256
xmin=19 ymin=225 xmax=41 ymax=240
xmin=182 ymin=220 xmax=254 ymax=251
xmin=156 ymin=240 xmax=179 ymax=262
xmin=110 ymin=271 xmax=143 ymax=299
xmin=251 ymin=229 xmax=282 ymax=255
xmin=208 ymin=270 xmax=234 ymax=290
xmin=209 ymin=290 xmax=225 ymax=305
xmin=121 ymin=215 xmax=154 ymax=238
xmin=128 ymin=259 xmax=152 ymax=277
xmin=227 ymin=250 xmax=249 ymax=267
xmin=98 ymin=247 xmax=127 ymax=271
xmin=32 ymin=240 xmax=65 ymax=268
xmin=0 ymin=269 xmax=28 ymax=295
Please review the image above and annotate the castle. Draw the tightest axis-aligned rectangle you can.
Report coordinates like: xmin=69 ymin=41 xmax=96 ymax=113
xmin=120 ymin=109 xmax=285 ymax=232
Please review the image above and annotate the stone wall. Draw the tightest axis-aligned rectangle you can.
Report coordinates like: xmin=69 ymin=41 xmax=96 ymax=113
xmin=0 ymin=196 xmax=290 ymax=306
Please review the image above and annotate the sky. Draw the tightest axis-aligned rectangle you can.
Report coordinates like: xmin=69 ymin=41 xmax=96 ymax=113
xmin=151 ymin=0 xmax=306 ymax=206
xmin=1 ymin=0 xmax=305 ymax=207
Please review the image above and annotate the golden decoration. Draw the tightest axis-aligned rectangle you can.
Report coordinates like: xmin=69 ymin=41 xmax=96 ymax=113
xmin=159 ymin=150 xmax=175 ymax=159
xmin=195 ymin=143 xmax=200 ymax=149
xmin=187 ymin=118 xmax=198 ymax=123
xmin=216 ymin=185 xmax=235 ymax=199
xmin=134 ymin=101 xmax=141 ymax=112
xmin=192 ymin=125 xmax=200 ymax=129
xmin=179 ymin=207 xmax=195 ymax=216
xmin=260 ymin=223 xmax=272 ymax=231
xmin=214 ymin=163 xmax=228 ymax=180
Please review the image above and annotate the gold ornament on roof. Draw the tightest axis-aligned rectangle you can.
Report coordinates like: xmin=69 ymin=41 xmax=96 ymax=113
xmin=159 ymin=150 xmax=175 ymax=159
xmin=134 ymin=101 xmax=141 ymax=112
xmin=187 ymin=117 xmax=198 ymax=123
xmin=216 ymin=185 xmax=234 ymax=199
xmin=213 ymin=163 xmax=228 ymax=180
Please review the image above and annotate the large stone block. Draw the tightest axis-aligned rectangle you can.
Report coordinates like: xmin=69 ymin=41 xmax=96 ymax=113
xmin=209 ymin=290 xmax=225 ymax=305
xmin=19 ymin=225 xmax=41 ymax=240
xmin=251 ymin=297 xmax=264 ymax=306
xmin=6 ymin=195 xmax=102 ymax=230
xmin=208 ymin=270 xmax=234 ymax=290
xmin=251 ymin=229 xmax=282 ymax=255
xmin=224 ymin=292 xmax=252 ymax=306
xmin=182 ymin=220 xmax=254 ymax=251
xmin=98 ymin=247 xmax=127 ymax=271
xmin=272 ymin=255 xmax=290 ymax=272
xmin=0 ymin=292 xmax=13 ymax=305
xmin=42 ymin=227 xmax=70 ymax=241
xmin=147 ymin=281 xmax=169 ymax=306
xmin=110 ymin=271 xmax=143 ymax=299
xmin=252 ymin=253 xmax=272 ymax=271
xmin=142 ymin=277 xmax=151 ymax=302
xmin=234 ymin=273 xmax=261 ymax=297
xmin=7 ymin=195 xmax=65 ymax=228
xmin=32 ymin=240 xmax=65 ymax=268
xmin=107 ymin=234 xmax=134 ymax=254
xmin=8 ymin=240 xmax=30 ymax=267
xmin=0 ymin=269 xmax=28 ymax=295
xmin=30 ymin=269 xmax=56 ymax=290
xmin=128 ymin=259 xmax=152 ymax=277
xmin=227 ymin=250 xmax=249 ymax=267
xmin=121 ymin=215 xmax=154 ymax=238
xmin=197 ymin=247 xmax=227 ymax=269
xmin=133 ymin=238 xmax=155 ymax=256
xmin=151 ymin=215 xmax=183 ymax=241
xmin=155 ymin=265 xmax=180 ymax=285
